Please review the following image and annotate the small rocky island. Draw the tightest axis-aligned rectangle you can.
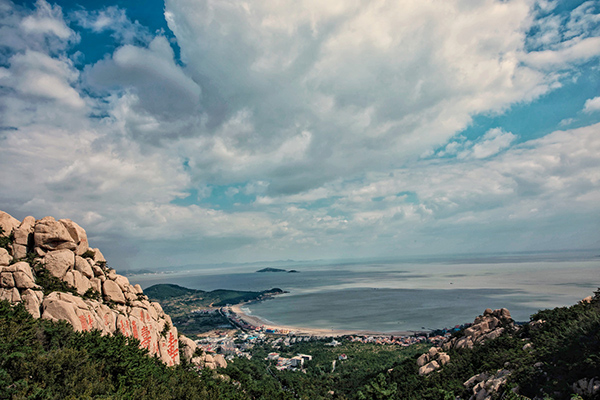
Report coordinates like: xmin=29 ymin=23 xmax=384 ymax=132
xmin=256 ymin=267 xmax=299 ymax=273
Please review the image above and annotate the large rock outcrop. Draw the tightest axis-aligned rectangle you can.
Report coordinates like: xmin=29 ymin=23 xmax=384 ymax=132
xmin=443 ymin=308 xmax=514 ymax=351
xmin=0 ymin=210 xmax=181 ymax=366
xmin=417 ymin=308 xmax=514 ymax=376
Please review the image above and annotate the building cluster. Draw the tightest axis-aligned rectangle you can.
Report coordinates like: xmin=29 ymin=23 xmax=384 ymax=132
xmin=266 ymin=352 xmax=313 ymax=371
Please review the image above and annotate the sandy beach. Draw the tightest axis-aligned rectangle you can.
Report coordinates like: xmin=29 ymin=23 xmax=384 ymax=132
xmin=230 ymin=304 xmax=415 ymax=337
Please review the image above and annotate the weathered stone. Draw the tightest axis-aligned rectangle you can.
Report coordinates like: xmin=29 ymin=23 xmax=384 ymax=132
xmin=0 ymin=211 xmax=20 ymax=237
xmin=179 ymin=335 xmax=197 ymax=362
xmin=418 ymin=360 xmax=440 ymax=375
xmin=34 ymin=216 xmax=76 ymax=251
xmin=438 ymin=352 xmax=450 ymax=365
xmin=464 ymin=372 xmax=490 ymax=388
xmin=42 ymin=292 xmax=92 ymax=331
xmin=92 ymin=264 xmax=104 ymax=277
xmin=13 ymin=216 xmax=35 ymax=259
xmin=72 ymin=269 xmax=91 ymax=295
xmin=90 ymin=277 xmax=102 ymax=293
xmin=21 ymin=288 xmax=43 ymax=318
xmin=74 ymin=256 xmax=94 ymax=278
xmin=85 ymin=300 xmax=116 ymax=334
xmin=59 ymin=219 xmax=89 ymax=256
xmin=43 ymin=249 xmax=74 ymax=279
xmin=133 ymin=284 xmax=143 ymax=294
xmin=63 ymin=271 xmax=75 ymax=287
xmin=0 ymin=272 xmax=15 ymax=287
xmin=214 ymin=354 xmax=227 ymax=369
xmin=92 ymin=248 xmax=106 ymax=263
xmin=12 ymin=244 xmax=27 ymax=260
xmin=0 ymin=287 xmax=21 ymax=302
xmin=14 ymin=216 xmax=34 ymax=245
xmin=417 ymin=353 xmax=429 ymax=367
xmin=13 ymin=269 xmax=38 ymax=289
xmin=125 ymin=290 xmax=138 ymax=302
xmin=102 ymin=279 xmax=126 ymax=304
xmin=152 ymin=302 xmax=165 ymax=317
xmin=158 ymin=326 xmax=180 ymax=366
xmin=428 ymin=346 xmax=438 ymax=357
xmin=0 ymin=248 xmax=11 ymax=266
xmin=107 ymin=269 xmax=117 ymax=280
xmin=114 ymin=275 xmax=129 ymax=291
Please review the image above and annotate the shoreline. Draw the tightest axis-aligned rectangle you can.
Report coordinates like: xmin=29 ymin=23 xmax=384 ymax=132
xmin=229 ymin=304 xmax=419 ymax=337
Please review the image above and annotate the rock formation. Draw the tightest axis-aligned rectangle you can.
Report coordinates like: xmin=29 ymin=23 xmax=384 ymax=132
xmin=416 ymin=345 xmax=451 ymax=375
xmin=463 ymin=369 xmax=511 ymax=400
xmin=0 ymin=210 xmax=181 ymax=366
xmin=443 ymin=308 xmax=514 ymax=351
xmin=417 ymin=308 xmax=514 ymax=377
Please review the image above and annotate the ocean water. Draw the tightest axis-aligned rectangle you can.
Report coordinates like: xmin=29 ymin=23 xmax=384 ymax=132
xmin=128 ymin=252 xmax=600 ymax=332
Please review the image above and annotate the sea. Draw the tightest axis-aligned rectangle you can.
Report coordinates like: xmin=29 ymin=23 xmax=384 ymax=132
xmin=127 ymin=251 xmax=600 ymax=333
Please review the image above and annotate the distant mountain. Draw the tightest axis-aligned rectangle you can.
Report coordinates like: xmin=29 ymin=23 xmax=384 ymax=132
xmin=144 ymin=283 xmax=199 ymax=299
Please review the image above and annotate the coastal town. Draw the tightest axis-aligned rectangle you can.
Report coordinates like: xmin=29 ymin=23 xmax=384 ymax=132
xmin=192 ymin=305 xmax=461 ymax=371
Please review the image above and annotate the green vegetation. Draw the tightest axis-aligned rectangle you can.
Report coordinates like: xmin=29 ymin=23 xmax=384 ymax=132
xmin=0 ymin=226 xmax=14 ymax=252
xmin=30 ymin=257 xmax=80 ymax=296
xmin=0 ymin=300 xmax=245 ymax=400
xmin=81 ymin=249 xmax=96 ymax=259
xmin=145 ymin=284 xmax=284 ymax=308
xmin=145 ymin=284 xmax=284 ymax=336
xmin=2 ymin=272 xmax=598 ymax=400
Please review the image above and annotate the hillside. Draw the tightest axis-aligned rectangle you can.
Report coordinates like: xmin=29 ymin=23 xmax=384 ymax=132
xmin=144 ymin=284 xmax=285 ymax=336
xmin=2 ymin=210 xmax=599 ymax=399
xmin=0 ymin=210 xmax=182 ymax=366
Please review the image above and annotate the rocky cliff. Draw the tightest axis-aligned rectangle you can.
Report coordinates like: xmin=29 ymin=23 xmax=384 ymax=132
xmin=0 ymin=210 xmax=180 ymax=366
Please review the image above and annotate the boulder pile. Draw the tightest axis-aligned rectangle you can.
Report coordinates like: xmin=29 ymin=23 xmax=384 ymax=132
xmin=463 ymin=369 xmax=511 ymax=400
xmin=417 ymin=308 xmax=515 ymax=376
xmin=417 ymin=346 xmax=451 ymax=375
xmin=0 ymin=210 xmax=181 ymax=366
xmin=443 ymin=308 xmax=514 ymax=351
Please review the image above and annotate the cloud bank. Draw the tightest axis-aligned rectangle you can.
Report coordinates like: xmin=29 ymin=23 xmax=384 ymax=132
xmin=0 ymin=0 xmax=599 ymax=268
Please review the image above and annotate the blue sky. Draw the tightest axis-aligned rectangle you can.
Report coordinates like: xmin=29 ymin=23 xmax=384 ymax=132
xmin=0 ymin=0 xmax=599 ymax=270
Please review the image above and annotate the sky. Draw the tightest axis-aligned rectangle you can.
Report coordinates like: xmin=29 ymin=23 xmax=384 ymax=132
xmin=0 ymin=0 xmax=599 ymax=270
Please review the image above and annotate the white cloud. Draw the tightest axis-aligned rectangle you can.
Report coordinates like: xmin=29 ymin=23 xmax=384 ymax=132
xmin=462 ymin=128 xmax=517 ymax=159
xmin=583 ymin=96 xmax=600 ymax=113
xmin=20 ymin=0 xmax=72 ymax=39
xmin=72 ymin=6 xmax=152 ymax=45
xmin=1 ymin=0 xmax=600 ymax=266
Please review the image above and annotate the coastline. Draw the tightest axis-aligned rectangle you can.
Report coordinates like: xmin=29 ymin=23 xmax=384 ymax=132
xmin=229 ymin=304 xmax=416 ymax=337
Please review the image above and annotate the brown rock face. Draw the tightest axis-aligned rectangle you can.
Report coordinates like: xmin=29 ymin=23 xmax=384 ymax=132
xmin=0 ymin=210 xmax=181 ymax=366
xmin=43 ymin=249 xmax=75 ymax=279
xmin=179 ymin=335 xmax=198 ymax=362
xmin=13 ymin=216 xmax=35 ymax=259
xmin=75 ymin=256 xmax=94 ymax=278
xmin=0 ymin=211 xmax=20 ymax=237
xmin=59 ymin=219 xmax=89 ymax=256
xmin=443 ymin=308 xmax=515 ymax=351
xmin=34 ymin=216 xmax=77 ymax=251
xmin=0 ymin=248 xmax=11 ymax=266
xmin=102 ymin=280 xmax=126 ymax=304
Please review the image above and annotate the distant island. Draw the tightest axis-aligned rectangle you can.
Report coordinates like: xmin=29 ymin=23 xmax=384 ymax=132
xmin=256 ymin=267 xmax=300 ymax=273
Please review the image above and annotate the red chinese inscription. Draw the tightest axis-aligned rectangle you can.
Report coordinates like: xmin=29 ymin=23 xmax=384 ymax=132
xmin=79 ymin=314 xmax=89 ymax=331
xmin=166 ymin=331 xmax=178 ymax=361
xmin=131 ymin=320 xmax=139 ymax=339
xmin=140 ymin=325 xmax=151 ymax=349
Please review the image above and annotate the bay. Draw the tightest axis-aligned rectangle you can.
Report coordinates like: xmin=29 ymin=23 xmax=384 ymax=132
xmin=128 ymin=252 xmax=600 ymax=333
